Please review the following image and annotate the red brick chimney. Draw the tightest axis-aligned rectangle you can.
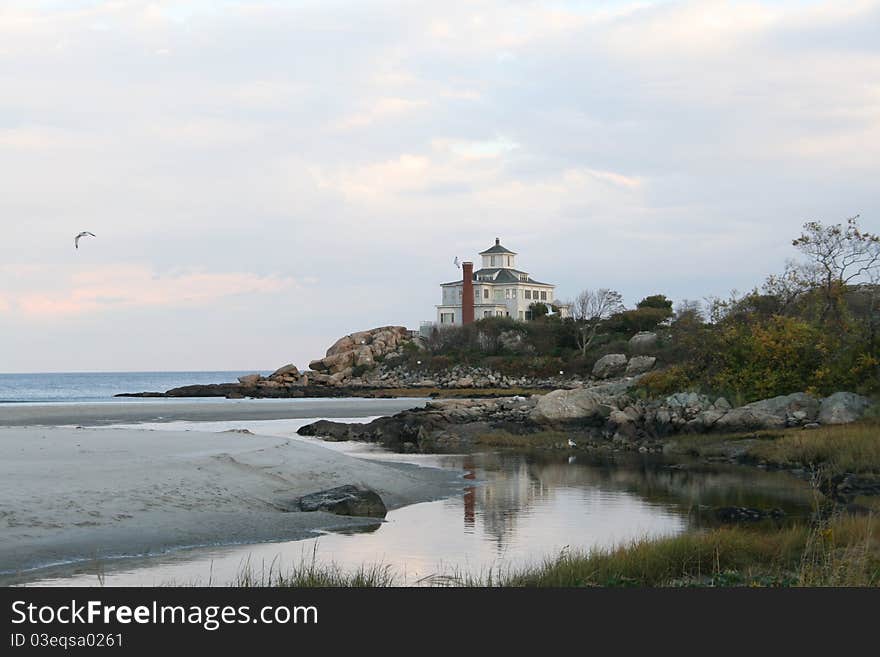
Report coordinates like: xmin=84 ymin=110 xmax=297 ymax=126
xmin=462 ymin=261 xmax=475 ymax=325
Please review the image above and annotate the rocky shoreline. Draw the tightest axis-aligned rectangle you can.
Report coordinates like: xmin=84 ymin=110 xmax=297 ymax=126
xmin=296 ymin=381 xmax=873 ymax=455
xmin=117 ymin=325 xmax=653 ymax=399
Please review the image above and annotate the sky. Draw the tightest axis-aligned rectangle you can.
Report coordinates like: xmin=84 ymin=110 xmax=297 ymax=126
xmin=1 ymin=0 xmax=878 ymax=372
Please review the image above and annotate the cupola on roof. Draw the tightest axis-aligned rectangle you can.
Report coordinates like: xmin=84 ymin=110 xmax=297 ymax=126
xmin=479 ymin=238 xmax=517 ymax=256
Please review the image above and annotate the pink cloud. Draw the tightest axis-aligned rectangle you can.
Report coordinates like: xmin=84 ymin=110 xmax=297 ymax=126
xmin=4 ymin=265 xmax=298 ymax=318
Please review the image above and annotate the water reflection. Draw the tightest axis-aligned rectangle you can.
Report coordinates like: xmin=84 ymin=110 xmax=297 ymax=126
xmin=24 ymin=448 xmax=814 ymax=587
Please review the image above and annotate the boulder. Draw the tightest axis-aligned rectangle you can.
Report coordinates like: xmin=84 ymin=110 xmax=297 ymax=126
xmin=592 ymin=354 xmax=628 ymax=379
xmin=625 ymin=355 xmax=656 ymax=376
xmin=608 ymin=409 xmax=637 ymax=439
xmin=664 ymin=392 xmax=712 ymax=413
xmin=270 ymin=363 xmax=299 ymax=379
xmin=237 ymin=373 xmax=262 ymax=386
xmin=713 ymin=397 xmax=732 ymax=411
xmin=819 ymin=392 xmax=872 ymax=425
xmin=748 ymin=393 xmax=819 ymax=421
xmin=296 ymin=419 xmax=354 ymax=441
xmin=531 ymin=388 xmax=613 ymax=424
xmin=295 ymin=485 xmax=387 ymax=518
xmin=629 ymin=331 xmax=658 ymax=354
xmin=714 ymin=406 xmax=786 ymax=432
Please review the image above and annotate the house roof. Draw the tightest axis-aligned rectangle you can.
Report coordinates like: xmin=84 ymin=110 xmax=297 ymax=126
xmin=479 ymin=238 xmax=517 ymax=255
xmin=441 ymin=268 xmax=552 ymax=286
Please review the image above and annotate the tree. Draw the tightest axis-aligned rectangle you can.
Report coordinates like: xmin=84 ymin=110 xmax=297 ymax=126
xmin=571 ymin=288 xmax=624 ymax=355
xmin=637 ymin=294 xmax=674 ymax=311
xmin=792 ymin=216 xmax=880 ymax=319
xmin=528 ymin=302 xmax=549 ymax=319
xmin=674 ymin=299 xmax=704 ymax=323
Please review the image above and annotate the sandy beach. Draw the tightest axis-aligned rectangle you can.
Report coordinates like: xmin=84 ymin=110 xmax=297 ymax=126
xmin=0 ymin=425 xmax=461 ymax=580
xmin=0 ymin=398 xmax=426 ymax=427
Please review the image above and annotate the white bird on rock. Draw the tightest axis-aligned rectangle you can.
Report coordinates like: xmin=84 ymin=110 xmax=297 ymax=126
xmin=74 ymin=231 xmax=95 ymax=249
xmin=567 ymin=438 xmax=577 ymax=448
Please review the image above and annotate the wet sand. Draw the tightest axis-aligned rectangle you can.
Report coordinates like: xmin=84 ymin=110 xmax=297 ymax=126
xmin=0 ymin=397 xmax=426 ymax=427
xmin=0 ymin=425 xmax=461 ymax=580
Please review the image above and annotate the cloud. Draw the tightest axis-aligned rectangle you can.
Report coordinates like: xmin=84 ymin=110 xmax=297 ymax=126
xmin=2 ymin=265 xmax=299 ymax=318
xmin=334 ymin=97 xmax=429 ymax=130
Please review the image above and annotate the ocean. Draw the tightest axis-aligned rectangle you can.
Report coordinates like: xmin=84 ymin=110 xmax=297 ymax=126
xmin=0 ymin=371 xmax=269 ymax=403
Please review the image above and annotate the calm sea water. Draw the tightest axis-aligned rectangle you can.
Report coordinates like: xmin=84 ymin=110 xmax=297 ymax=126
xmin=0 ymin=371 xmax=268 ymax=403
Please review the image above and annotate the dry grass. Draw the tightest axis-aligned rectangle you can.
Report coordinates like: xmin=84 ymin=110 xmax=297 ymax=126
xmin=475 ymin=429 xmax=574 ymax=448
xmin=746 ymin=421 xmax=880 ymax=474
xmin=496 ymin=514 xmax=879 ymax=587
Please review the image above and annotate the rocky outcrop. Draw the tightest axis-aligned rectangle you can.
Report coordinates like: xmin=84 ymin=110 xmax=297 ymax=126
xmin=293 ymin=485 xmax=387 ymax=517
xmin=592 ymin=354 xmax=628 ymax=379
xmin=818 ymin=392 xmax=872 ymax=425
xmin=299 ymin=397 xmax=539 ymax=453
xmin=309 ymin=326 xmax=413 ymax=376
xmin=298 ymin=383 xmax=873 ymax=455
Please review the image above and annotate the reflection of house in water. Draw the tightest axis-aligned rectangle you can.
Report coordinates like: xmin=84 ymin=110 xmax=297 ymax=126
xmin=456 ymin=453 xmax=814 ymax=553
xmin=462 ymin=456 xmax=476 ymax=530
xmin=462 ymin=455 xmax=553 ymax=551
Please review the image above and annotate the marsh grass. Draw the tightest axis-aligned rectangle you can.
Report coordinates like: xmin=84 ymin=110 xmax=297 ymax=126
xmin=666 ymin=420 xmax=880 ymax=476
xmin=475 ymin=429 xmax=573 ymax=448
xmin=214 ymin=514 xmax=878 ymax=588
xmin=746 ymin=421 xmax=880 ymax=474
xmin=229 ymin=548 xmax=399 ymax=587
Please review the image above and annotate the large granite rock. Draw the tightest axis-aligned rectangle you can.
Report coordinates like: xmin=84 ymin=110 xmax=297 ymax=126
xmin=309 ymin=326 xmax=413 ymax=375
xmin=294 ymin=485 xmax=387 ymax=517
xmin=626 ymin=355 xmax=656 ymax=376
xmin=713 ymin=392 xmax=819 ymax=432
xmin=629 ymin=331 xmax=658 ymax=354
xmin=592 ymin=354 xmax=628 ymax=379
xmin=270 ymin=363 xmax=299 ymax=378
xmin=238 ymin=373 xmax=263 ymax=385
xmin=818 ymin=392 xmax=871 ymax=425
xmin=531 ymin=388 xmax=613 ymax=424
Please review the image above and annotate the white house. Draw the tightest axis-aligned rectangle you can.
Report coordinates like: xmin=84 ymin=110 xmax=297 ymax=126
xmin=435 ymin=238 xmax=569 ymax=326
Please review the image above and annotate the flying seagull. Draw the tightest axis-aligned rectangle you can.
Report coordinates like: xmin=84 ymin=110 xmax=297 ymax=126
xmin=75 ymin=231 xmax=95 ymax=249
xmin=454 ymin=256 xmax=460 ymax=269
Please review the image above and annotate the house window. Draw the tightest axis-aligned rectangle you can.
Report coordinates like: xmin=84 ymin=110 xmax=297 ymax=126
xmin=525 ymin=311 xmax=533 ymax=321
xmin=483 ymin=289 xmax=489 ymax=299
xmin=496 ymin=311 xmax=503 ymax=317
xmin=441 ymin=312 xmax=455 ymax=324
xmin=540 ymin=291 xmax=547 ymax=300
xmin=475 ymin=290 xmax=480 ymax=302
xmin=484 ymin=311 xmax=492 ymax=318
xmin=491 ymin=256 xmax=498 ymax=267
xmin=525 ymin=290 xmax=532 ymax=299
xmin=519 ymin=311 xmax=524 ymax=320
